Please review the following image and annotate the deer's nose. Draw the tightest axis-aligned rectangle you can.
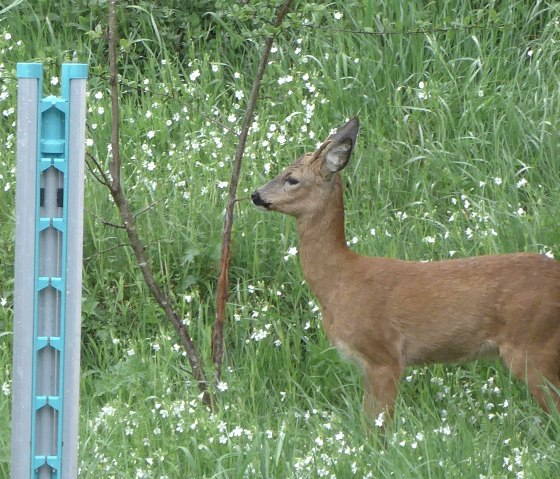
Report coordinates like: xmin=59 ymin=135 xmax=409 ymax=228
xmin=251 ymin=191 xmax=271 ymax=208
xmin=251 ymin=191 xmax=263 ymax=205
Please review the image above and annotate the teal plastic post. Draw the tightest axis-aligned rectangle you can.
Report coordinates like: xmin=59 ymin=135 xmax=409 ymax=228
xmin=12 ymin=63 xmax=88 ymax=479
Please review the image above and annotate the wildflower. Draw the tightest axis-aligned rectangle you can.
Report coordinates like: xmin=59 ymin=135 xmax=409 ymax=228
xmin=4 ymin=33 xmax=12 ymax=41
xmin=50 ymin=76 xmax=59 ymax=86
xmin=516 ymin=178 xmax=527 ymax=188
xmin=374 ymin=412 xmax=385 ymax=427
xmin=217 ymin=381 xmax=228 ymax=392
xmin=189 ymin=69 xmax=200 ymax=81
xmin=283 ymin=246 xmax=298 ymax=261
xmin=234 ymin=90 xmax=244 ymax=100
xmin=494 ymin=177 xmax=503 ymax=185
xmin=333 ymin=11 xmax=343 ymax=20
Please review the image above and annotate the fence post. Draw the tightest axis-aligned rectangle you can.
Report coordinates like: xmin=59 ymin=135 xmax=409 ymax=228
xmin=12 ymin=63 xmax=88 ymax=479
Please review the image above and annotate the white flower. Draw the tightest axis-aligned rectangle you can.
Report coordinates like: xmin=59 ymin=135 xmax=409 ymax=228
xmin=374 ymin=412 xmax=385 ymax=427
xmin=333 ymin=11 xmax=343 ymax=20
xmin=284 ymin=246 xmax=298 ymax=261
xmin=189 ymin=69 xmax=200 ymax=81
xmin=234 ymin=90 xmax=244 ymax=100
xmin=217 ymin=180 xmax=228 ymax=189
xmin=516 ymin=178 xmax=527 ymax=188
xmin=4 ymin=33 xmax=12 ymax=41
xmin=50 ymin=76 xmax=59 ymax=86
xmin=217 ymin=381 xmax=228 ymax=392
xmin=494 ymin=177 xmax=503 ymax=185
xmin=146 ymin=130 xmax=155 ymax=139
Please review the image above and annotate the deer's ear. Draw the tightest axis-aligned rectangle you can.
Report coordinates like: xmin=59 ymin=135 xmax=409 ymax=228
xmin=322 ymin=117 xmax=359 ymax=173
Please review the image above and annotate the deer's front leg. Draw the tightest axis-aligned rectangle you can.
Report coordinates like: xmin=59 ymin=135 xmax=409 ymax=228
xmin=362 ymin=362 xmax=403 ymax=427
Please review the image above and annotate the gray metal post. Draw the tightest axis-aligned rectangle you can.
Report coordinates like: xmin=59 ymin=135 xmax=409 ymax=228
xmin=13 ymin=63 xmax=42 ymax=479
xmin=12 ymin=63 xmax=88 ymax=479
xmin=60 ymin=66 xmax=88 ymax=479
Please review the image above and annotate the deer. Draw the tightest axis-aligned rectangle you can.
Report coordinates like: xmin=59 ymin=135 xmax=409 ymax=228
xmin=251 ymin=117 xmax=560 ymax=424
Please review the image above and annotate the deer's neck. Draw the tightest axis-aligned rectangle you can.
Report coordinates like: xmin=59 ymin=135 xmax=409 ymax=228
xmin=295 ymin=180 xmax=356 ymax=299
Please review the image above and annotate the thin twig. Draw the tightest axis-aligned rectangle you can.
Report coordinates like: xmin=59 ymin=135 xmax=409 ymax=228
xmin=85 ymin=152 xmax=111 ymax=187
xmin=85 ymin=208 xmax=126 ymax=229
xmin=305 ymin=23 xmax=509 ymax=37
xmin=212 ymin=0 xmax=295 ymax=383
xmin=84 ymin=242 xmax=131 ymax=261
xmin=133 ymin=199 xmax=165 ymax=219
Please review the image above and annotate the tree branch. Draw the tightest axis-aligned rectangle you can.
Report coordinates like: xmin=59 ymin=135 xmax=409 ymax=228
xmin=105 ymin=0 xmax=211 ymax=407
xmin=211 ymin=0 xmax=295 ymax=382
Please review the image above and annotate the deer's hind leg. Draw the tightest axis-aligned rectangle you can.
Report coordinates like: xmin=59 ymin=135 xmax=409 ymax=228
xmin=500 ymin=346 xmax=560 ymax=413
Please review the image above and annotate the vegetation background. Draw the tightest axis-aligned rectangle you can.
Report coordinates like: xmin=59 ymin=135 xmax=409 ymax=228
xmin=1 ymin=0 xmax=560 ymax=477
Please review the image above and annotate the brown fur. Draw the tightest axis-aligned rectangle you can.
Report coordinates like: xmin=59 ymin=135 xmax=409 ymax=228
xmin=252 ymin=118 xmax=560 ymax=421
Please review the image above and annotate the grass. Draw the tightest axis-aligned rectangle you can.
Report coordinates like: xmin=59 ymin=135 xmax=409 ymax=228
xmin=1 ymin=0 xmax=560 ymax=477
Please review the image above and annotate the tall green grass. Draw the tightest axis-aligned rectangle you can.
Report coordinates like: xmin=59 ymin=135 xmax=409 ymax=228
xmin=1 ymin=1 xmax=560 ymax=477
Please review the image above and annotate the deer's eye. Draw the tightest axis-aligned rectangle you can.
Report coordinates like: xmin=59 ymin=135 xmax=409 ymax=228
xmin=286 ymin=176 xmax=299 ymax=185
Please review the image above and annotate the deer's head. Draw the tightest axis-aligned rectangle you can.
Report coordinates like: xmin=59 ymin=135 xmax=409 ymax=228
xmin=252 ymin=118 xmax=359 ymax=218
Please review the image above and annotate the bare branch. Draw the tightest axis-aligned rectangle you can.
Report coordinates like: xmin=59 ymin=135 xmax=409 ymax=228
xmin=85 ymin=152 xmax=111 ymax=187
xmin=104 ymin=0 xmax=212 ymax=407
xmin=212 ymin=0 xmax=295 ymax=382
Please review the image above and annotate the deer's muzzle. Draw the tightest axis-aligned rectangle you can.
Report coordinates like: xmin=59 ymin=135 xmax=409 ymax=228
xmin=251 ymin=191 xmax=271 ymax=210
